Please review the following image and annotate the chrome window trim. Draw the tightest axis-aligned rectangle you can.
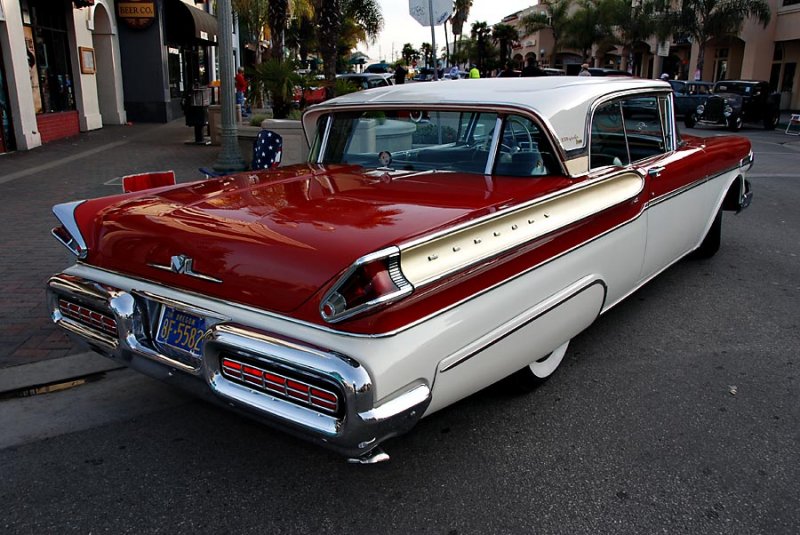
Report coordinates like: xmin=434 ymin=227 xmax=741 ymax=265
xmin=484 ymin=116 xmax=504 ymax=175
xmin=317 ymin=115 xmax=333 ymax=164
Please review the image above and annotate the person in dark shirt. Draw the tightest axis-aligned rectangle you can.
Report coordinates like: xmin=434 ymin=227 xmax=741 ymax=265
xmin=498 ymin=62 xmax=518 ymax=78
xmin=521 ymin=57 xmax=546 ymax=77
xmin=394 ymin=62 xmax=407 ymax=84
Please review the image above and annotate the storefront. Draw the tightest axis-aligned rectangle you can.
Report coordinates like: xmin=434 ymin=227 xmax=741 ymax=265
xmin=117 ymin=0 xmax=217 ymax=123
xmin=0 ymin=0 xmax=126 ymax=152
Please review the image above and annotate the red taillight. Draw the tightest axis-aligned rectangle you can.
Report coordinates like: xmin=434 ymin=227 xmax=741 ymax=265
xmin=122 ymin=170 xmax=176 ymax=193
xmin=220 ymin=357 xmax=341 ymax=415
xmin=58 ymin=299 xmax=117 ymax=336
xmin=320 ymin=249 xmax=412 ymax=323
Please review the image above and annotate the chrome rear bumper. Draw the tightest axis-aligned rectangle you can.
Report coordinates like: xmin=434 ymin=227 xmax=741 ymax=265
xmin=47 ymin=273 xmax=430 ymax=458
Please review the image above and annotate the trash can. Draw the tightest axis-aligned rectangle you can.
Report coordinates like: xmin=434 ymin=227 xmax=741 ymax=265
xmin=185 ymin=87 xmax=211 ymax=144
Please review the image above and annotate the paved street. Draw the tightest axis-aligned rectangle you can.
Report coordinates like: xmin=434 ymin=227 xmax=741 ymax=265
xmin=0 ymin=120 xmax=798 ymax=533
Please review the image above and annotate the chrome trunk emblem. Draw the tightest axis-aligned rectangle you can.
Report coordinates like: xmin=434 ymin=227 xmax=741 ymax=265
xmin=148 ymin=255 xmax=223 ymax=283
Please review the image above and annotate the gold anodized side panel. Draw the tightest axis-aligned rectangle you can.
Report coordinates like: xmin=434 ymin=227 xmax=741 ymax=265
xmin=400 ymin=172 xmax=644 ymax=286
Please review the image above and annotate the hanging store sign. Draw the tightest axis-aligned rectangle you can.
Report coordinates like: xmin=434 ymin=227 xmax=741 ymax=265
xmin=118 ymin=0 xmax=156 ymax=30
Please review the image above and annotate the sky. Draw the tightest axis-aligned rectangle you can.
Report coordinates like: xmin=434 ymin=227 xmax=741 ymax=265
xmin=359 ymin=0 xmax=535 ymax=63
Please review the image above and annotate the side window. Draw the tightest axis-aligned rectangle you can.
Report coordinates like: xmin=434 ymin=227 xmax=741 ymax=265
xmin=590 ymin=96 xmax=670 ymax=170
xmin=622 ymin=95 xmax=666 ymax=161
xmin=494 ymin=115 xmax=558 ymax=176
xmin=590 ymin=101 xmax=629 ymax=168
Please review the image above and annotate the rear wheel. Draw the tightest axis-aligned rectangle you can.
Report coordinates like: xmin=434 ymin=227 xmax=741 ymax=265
xmin=505 ymin=340 xmax=570 ymax=392
xmin=690 ymin=209 xmax=722 ymax=259
xmin=684 ymin=113 xmax=697 ymax=128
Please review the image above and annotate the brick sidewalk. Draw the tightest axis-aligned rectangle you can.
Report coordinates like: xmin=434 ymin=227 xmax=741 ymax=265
xmin=0 ymin=119 xmax=223 ymax=369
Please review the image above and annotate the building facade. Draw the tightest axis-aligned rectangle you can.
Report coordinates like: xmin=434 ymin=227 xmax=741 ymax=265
xmin=0 ymin=0 xmax=225 ymax=153
xmin=504 ymin=0 xmax=800 ymax=109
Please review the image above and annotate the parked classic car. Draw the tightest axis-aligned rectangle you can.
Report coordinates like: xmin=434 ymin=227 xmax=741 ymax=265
xmin=668 ymin=80 xmax=714 ymax=118
xmin=685 ymin=79 xmax=780 ymax=131
xmin=47 ymin=78 xmax=753 ymax=463
xmin=587 ymin=67 xmax=632 ymax=77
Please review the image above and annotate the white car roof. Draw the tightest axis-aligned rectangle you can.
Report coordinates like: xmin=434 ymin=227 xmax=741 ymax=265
xmin=302 ymin=76 xmax=671 ymax=155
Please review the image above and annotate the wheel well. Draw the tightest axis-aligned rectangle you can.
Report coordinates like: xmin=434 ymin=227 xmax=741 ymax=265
xmin=722 ymin=174 xmax=745 ymax=212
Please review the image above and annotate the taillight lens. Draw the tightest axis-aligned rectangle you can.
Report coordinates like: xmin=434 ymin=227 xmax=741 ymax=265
xmin=52 ymin=225 xmax=88 ymax=258
xmin=320 ymin=248 xmax=413 ymax=323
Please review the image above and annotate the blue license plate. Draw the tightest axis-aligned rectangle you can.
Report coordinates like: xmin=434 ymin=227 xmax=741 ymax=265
xmin=155 ymin=307 xmax=206 ymax=357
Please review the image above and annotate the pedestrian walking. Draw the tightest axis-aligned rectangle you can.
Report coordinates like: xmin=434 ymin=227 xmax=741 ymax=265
xmin=578 ymin=63 xmax=592 ymax=77
xmin=394 ymin=62 xmax=407 ymax=85
xmin=235 ymin=66 xmax=249 ymax=116
xmin=498 ymin=62 xmax=518 ymax=78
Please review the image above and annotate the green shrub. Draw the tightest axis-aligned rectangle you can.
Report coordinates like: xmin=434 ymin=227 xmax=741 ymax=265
xmin=249 ymin=114 xmax=268 ymax=126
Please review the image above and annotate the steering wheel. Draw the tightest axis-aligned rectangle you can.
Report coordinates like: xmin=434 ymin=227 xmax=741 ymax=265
xmin=500 ymin=117 xmax=534 ymax=155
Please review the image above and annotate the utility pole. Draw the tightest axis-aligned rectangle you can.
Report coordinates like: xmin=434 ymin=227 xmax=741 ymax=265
xmin=213 ymin=0 xmax=247 ymax=172
xmin=428 ymin=0 xmax=438 ymax=80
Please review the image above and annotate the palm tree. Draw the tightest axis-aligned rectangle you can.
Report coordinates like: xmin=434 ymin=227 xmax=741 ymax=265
xmin=492 ymin=23 xmax=519 ymax=68
xmin=521 ymin=0 xmax=573 ymax=67
xmin=315 ymin=0 xmax=383 ymax=96
xmin=563 ymin=0 xmax=604 ymax=63
xmin=420 ymin=42 xmax=433 ymax=68
xmin=665 ymin=0 xmax=770 ymax=77
xmin=286 ymin=15 xmax=317 ymax=69
xmin=233 ymin=0 xmax=270 ymax=65
xmin=268 ymin=0 xmax=289 ymax=60
xmin=402 ymin=43 xmax=420 ymax=67
xmin=471 ymin=21 xmax=492 ymax=73
xmin=315 ymin=0 xmax=342 ymax=93
xmin=451 ymin=0 xmax=473 ymax=59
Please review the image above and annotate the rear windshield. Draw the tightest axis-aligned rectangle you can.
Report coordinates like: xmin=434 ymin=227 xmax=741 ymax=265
xmin=316 ymin=109 xmax=560 ymax=177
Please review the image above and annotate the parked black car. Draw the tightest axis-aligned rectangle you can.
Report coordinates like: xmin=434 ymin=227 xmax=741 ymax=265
xmin=587 ymin=68 xmax=632 ymax=77
xmin=669 ymin=80 xmax=713 ymax=118
xmin=685 ymin=80 xmax=780 ymax=131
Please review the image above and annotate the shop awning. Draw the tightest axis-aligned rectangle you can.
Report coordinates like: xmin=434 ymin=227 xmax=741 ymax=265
xmin=165 ymin=0 xmax=218 ymax=46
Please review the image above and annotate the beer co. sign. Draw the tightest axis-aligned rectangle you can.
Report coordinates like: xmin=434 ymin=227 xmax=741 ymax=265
xmin=118 ymin=0 xmax=156 ymax=30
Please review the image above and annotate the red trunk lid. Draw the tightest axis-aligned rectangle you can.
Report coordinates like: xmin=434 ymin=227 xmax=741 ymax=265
xmin=84 ymin=164 xmax=573 ymax=313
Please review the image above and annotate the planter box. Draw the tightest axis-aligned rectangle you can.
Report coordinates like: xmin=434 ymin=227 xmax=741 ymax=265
xmin=208 ymin=104 xmax=242 ymax=145
xmin=235 ymin=119 xmax=309 ymax=167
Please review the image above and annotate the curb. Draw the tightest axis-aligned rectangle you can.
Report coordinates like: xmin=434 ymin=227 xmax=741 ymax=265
xmin=0 ymin=352 xmax=123 ymax=396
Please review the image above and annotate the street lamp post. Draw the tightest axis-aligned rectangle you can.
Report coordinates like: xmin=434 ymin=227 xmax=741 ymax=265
xmin=213 ymin=0 xmax=247 ymax=172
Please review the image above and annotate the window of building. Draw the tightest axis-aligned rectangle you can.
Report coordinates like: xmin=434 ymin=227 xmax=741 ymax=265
xmin=168 ymin=48 xmax=184 ymax=99
xmin=782 ymin=63 xmax=797 ymax=93
xmin=714 ymin=48 xmax=729 ymax=82
xmin=22 ymin=0 xmax=76 ymax=114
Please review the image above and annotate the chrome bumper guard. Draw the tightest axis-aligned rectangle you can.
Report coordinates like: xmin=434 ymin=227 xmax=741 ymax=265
xmin=47 ymin=273 xmax=431 ymax=457
xmin=740 ymin=178 xmax=753 ymax=211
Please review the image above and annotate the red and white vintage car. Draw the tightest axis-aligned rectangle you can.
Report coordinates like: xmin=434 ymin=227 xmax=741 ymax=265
xmin=47 ymin=78 xmax=753 ymax=462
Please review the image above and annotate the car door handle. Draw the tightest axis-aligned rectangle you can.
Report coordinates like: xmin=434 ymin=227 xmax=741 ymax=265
xmin=648 ymin=166 xmax=665 ymax=178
